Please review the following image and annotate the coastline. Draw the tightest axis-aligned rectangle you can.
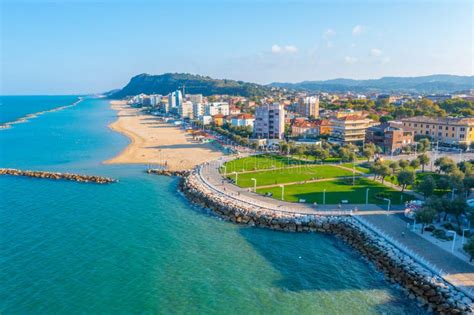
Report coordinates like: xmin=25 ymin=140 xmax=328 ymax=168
xmin=105 ymin=101 xmax=224 ymax=171
xmin=0 ymin=97 xmax=83 ymax=130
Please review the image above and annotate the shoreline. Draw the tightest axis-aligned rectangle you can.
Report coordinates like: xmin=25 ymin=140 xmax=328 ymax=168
xmin=0 ymin=97 xmax=83 ymax=130
xmin=105 ymin=101 xmax=224 ymax=171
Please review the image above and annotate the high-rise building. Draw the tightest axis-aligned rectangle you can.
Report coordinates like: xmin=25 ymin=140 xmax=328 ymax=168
xmin=193 ymin=103 xmax=205 ymax=118
xmin=329 ymin=115 xmax=374 ymax=144
xmin=186 ymin=94 xmax=203 ymax=104
xmin=178 ymin=101 xmax=193 ymax=119
xmin=168 ymin=90 xmax=183 ymax=108
xmin=297 ymin=96 xmax=319 ymax=117
xmin=253 ymin=103 xmax=285 ymax=139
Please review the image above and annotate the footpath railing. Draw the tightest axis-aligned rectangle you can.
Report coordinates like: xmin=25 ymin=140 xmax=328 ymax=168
xmin=352 ymin=215 xmax=474 ymax=299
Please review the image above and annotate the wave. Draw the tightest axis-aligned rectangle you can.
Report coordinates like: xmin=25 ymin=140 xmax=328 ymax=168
xmin=0 ymin=97 xmax=84 ymax=130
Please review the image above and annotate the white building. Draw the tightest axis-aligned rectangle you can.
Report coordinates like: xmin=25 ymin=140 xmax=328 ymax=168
xmin=200 ymin=115 xmax=212 ymax=125
xmin=179 ymin=101 xmax=193 ymax=119
xmin=231 ymin=114 xmax=254 ymax=128
xmin=297 ymin=96 xmax=319 ymax=117
xmin=253 ymin=103 xmax=285 ymax=139
xmin=193 ymin=103 xmax=205 ymax=118
xmin=168 ymin=90 xmax=183 ymax=108
xmin=205 ymin=102 xmax=229 ymax=116
xmin=149 ymin=94 xmax=162 ymax=106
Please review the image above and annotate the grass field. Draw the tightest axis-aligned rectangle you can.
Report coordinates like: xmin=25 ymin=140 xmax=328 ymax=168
xmin=223 ymin=154 xmax=312 ymax=173
xmin=227 ymin=165 xmax=355 ymax=188
xmin=256 ymin=178 xmax=414 ymax=205
xmin=340 ymin=163 xmax=371 ymax=174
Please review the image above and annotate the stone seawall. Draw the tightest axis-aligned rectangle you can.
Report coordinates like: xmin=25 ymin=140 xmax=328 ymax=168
xmin=0 ymin=168 xmax=117 ymax=184
xmin=180 ymin=171 xmax=473 ymax=314
xmin=147 ymin=169 xmax=189 ymax=177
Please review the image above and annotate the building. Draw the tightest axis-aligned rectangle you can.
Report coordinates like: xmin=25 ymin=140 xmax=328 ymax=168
xmin=212 ymin=113 xmax=225 ymax=127
xmin=168 ymin=90 xmax=183 ymax=108
xmin=424 ymin=94 xmax=453 ymax=103
xmin=205 ymin=102 xmax=230 ymax=116
xmin=178 ymin=101 xmax=193 ymax=119
xmin=200 ymin=115 xmax=212 ymax=125
xmin=297 ymin=96 xmax=319 ymax=117
xmin=291 ymin=120 xmax=319 ymax=137
xmin=401 ymin=116 xmax=474 ymax=146
xmin=229 ymin=106 xmax=241 ymax=115
xmin=366 ymin=122 xmax=414 ymax=154
xmin=253 ymin=103 xmax=285 ymax=139
xmin=149 ymin=94 xmax=162 ymax=106
xmin=329 ymin=115 xmax=374 ymax=144
xmin=193 ymin=103 xmax=205 ymax=118
xmin=231 ymin=114 xmax=254 ymax=127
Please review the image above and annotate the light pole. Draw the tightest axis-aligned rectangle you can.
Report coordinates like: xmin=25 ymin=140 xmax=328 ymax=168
xmin=233 ymin=172 xmax=238 ymax=184
xmin=366 ymin=188 xmax=370 ymax=205
xmin=383 ymin=198 xmax=391 ymax=211
xmin=280 ymin=185 xmax=285 ymax=201
xmin=223 ymin=165 xmax=227 ymax=176
xmin=447 ymin=230 xmax=457 ymax=253
xmin=251 ymin=178 xmax=257 ymax=192
xmin=352 ymin=159 xmax=355 ymax=186
xmin=462 ymin=228 xmax=470 ymax=244
xmin=323 ymin=189 xmax=326 ymax=205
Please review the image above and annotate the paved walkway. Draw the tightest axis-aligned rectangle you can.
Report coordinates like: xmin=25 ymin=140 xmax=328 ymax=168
xmin=361 ymin=214 xmax=474 ymax=290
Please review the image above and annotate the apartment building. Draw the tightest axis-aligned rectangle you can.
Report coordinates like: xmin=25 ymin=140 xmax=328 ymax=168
xmin=366 ymin=122 xmax=414 ymax=154
xmin=204 ymin=102 xmax=230 ymax=116
xmin=254 ymin=103 xmax=285 ymax=139
xmin=401 ymin=116 xmax=474 ymax=145
xmin=296 ymin=96 xmax=319 ymax=118
xmin=178 ymin=101 xmax=193 ymax=119
xmin=231 ymin=114 xmax=254 ymax=128
xmin=329 ymin=115 xmax=374 ymax=144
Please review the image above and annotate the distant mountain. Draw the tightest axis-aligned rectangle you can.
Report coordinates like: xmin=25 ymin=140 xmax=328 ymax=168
xmin=270 ymin=75 xmax=474 ymax=94
xmin=110 ymin=73 xmax=271 ymax=98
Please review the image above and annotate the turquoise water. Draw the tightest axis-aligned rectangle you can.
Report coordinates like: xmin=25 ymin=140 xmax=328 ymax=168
xmin=0 ymin=97 xmax=426 ymax=314
xmin=0 ymin=95 xmax=80 ymax=124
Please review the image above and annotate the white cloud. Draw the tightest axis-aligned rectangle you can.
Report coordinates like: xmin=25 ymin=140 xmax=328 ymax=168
xmin=271 ymin=44 xmax=282 ymax=53
xmin=284 ymin=45 xmax=298 ymax=53
xmin=271 ymin=44 xmax=298 ymax=54
xmin=323 ymin=28 xmax=336 ymax=38
xmin=352 ymin=25 xmax=363 ymax=36
xmin=326 ymin=41 xmax=334 ymax=48
xmin=370 ymin=48 xmax=382 ymax=57
xmin=344 ymin=56 xmax=358 ymax=64
xmin=381 ymin=56 xmax=391 ymax=64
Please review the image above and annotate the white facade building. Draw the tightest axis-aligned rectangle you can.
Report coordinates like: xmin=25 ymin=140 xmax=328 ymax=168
xmin=204 ymin=102 xmax=229 ymax=116
xmin=193 ymin=103 xmax=205 ymax=118
xmin=179 ymin=101 xmax=194 ymax=119
xmin=231 ymin=114 xmax=254 ymax=128
xmin=253 ymin=103 xmax=285 ymax=139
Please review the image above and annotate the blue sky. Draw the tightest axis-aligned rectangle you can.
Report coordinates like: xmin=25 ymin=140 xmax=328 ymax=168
xmin=1 ymin=0 xmax=472 ymax=94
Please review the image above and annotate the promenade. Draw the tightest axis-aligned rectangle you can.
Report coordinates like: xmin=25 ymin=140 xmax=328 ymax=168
xmin=198 ymin=157 xmax=474 ymax=293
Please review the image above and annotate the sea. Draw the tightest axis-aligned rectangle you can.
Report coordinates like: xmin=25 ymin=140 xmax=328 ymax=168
xmin=0 ymin=96 xmax=426 ymax=314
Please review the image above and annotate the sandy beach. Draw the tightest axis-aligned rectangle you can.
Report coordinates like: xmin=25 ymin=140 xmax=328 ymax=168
xmin=105 ymin=101 xmax=223 ymax=171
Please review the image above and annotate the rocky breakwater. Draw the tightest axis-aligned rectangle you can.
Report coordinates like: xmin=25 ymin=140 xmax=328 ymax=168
xmin=180 ymin=170 xmax=473 ymax=314
xmin=0 ymin=168 xmax=117 ymax=184
xmin=147 ymin=169 xmax=189 ymax=177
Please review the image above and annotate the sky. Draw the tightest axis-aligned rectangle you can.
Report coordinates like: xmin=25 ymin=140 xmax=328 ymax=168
xmin=1 ymin=0 xmax=473 ymax=94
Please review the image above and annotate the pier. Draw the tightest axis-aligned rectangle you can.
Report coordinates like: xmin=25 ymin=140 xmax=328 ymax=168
xmin=0 ymin=168 xmax=117 ymax=184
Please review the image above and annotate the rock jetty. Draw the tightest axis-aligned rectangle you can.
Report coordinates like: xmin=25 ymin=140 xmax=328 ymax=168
xmin=147 ymin=169 xmax=189 ymax=177
xmin=0 ymin=168 xmax=117 ymax=184
xmin=180 ymin=169 xmax=474 ymax=314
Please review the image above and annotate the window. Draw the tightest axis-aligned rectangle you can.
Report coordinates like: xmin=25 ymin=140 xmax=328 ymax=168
xmin=439 ymin=126 xmax=442 ymax=130
xmin=460 ymin=134 xmax=465 ymax=138
xmin=414 ymin=124 xmax=418 ymax=127
xmin=445 ymin=126 xmax=449 ymax=130
xmin=426 ymin=131 xmax=429 ymax=135
xmin=460 ymin=127 xmax=465 ymax=131
xmin=452 ymin=127 xmax=455 ymax=131
xmin=420 ymin=124 xmax=423 ymax=127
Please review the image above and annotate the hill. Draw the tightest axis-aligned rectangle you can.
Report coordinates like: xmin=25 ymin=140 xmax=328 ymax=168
xmin=270 ymin=75 xmax=474 ymax=94
xmin=110 ymin=73 xmax=271 ymax=98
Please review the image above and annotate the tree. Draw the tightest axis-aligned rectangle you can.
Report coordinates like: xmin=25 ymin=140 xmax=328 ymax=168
xmin=410 ymin=158 xmax=420 ymax=170
xmin=464 ymin=237 xmax=474 ymax=262
xmin=446 ymin=198 xmax=468 ymax=226
xmin=314 ymin=148 xmax=329 ymax=162
xmin=370 ymin=161 xmax=383 ymax=180
xmin=458 ymin=161 xmax=473 ymax=176
xmin=399 ymin=159 xmax=409 ymax=169
xmin=389 ymin=161 xmax=399 ymax=175
xmin=397 ymin=170 xmax=415 ymax=192
xmin=417 ymin=175 xmax=436 ymax=199
xmin=415 ymin=207 xmax=436 ymax=234
xmin=417 ymin=138 xmax=431 ymax=153
xmin=280 ymin=142 xmax=289 ymax=154
xmin=449 ymin=169 xmax=465 ymax=192
xmin=435 ymin=157 xmax=457 ymax=174
xmin=417 ymin=153 xmax=430 ymax=172
xmin=379 ymin=164 xmax=391 ymax=184
xmin=362 ymin=144 xmax=376 ymax=162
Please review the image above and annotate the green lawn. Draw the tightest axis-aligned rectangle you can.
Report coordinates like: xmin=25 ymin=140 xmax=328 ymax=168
xmin=227 ymin=165 xmax=354 ymax=188
xmin=256 ymin=178 xmax=414 ymax=205
xmin=222 ymin=154 xmax=312 ymax=173
xmin=340 ymin=163 xmax=371 ymax=174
